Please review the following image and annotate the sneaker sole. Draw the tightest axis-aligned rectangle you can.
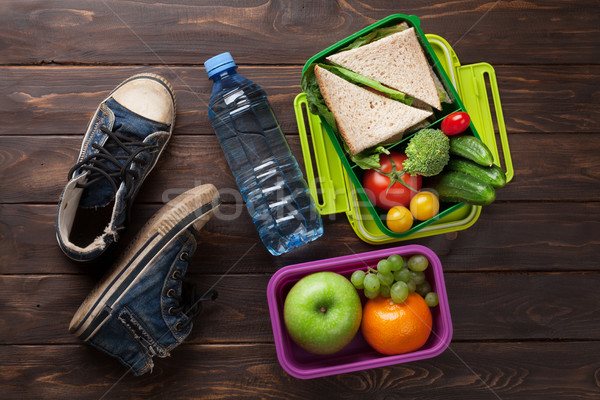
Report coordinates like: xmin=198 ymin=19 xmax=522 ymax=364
xmin=69 ymin=184 xmax=221 ymax=341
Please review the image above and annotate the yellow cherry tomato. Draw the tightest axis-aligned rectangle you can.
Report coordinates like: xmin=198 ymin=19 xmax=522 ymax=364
xmin=386 ymin=205 xmax=413 ymax=233
xmin=410 ymin=191 xmax=440 ymax=221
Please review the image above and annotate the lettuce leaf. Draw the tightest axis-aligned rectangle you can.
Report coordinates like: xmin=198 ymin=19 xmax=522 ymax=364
xmin=348 ymin=145 xmax=389 ymax=170
xmin=317 ymin=64 xmax=414 ymax=106
xmin=339 ymin=24 xmax=409 ymax=51
xmin=301 ymin=63 xmax=338 ymax=132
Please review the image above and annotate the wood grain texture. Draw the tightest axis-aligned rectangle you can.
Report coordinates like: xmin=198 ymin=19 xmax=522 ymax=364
xmin=0 ymin=342 xmax=599 ymax=399
xmin=1 ymin=201 xmax=599 ymax=275
xmin=1 ymin=0 xmax=598 ymax=65
xmin=0 ymin=65 xmax=598 ymax=136
xmin=1 ymin=1 xmax=599 ymax=398
xmin=1 ymin=272 xmax=599 ymax=345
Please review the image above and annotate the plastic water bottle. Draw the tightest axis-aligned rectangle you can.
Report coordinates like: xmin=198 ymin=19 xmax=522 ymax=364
xmin=204 ymin=52 xmax=323 ymax=255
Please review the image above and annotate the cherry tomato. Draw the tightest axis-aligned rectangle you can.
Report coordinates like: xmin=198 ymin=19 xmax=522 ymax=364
xmin=363 ymin=152 xmax=422 ymax=209
xmin=441 ymin=111 xmax=471 ymax=135
xmin=410 ymin=190 xmax=440 ymax=221
xmin=386 ymin=206 xmax=413 ymax=233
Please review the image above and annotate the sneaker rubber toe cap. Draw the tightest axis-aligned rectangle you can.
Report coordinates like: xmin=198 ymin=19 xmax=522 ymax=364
xmin=111 ymin=74 xmax=175 ymax=125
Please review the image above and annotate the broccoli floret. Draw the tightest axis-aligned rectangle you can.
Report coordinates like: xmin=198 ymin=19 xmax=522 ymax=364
xmin=403 ymin=129 xmax=450 ymax=176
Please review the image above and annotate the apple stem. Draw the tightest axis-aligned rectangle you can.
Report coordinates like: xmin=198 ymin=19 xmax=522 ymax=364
xmin=320 ymin=307 xmax=327 ymax=313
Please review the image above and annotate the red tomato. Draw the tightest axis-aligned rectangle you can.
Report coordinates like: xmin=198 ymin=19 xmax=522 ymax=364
xmin=441 ymin=111 xmax=471 ymax=135
xmin=363 ymin=152 xmax=422 ymax=209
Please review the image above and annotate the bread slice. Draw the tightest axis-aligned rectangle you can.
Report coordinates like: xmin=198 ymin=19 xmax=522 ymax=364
xmin=326 ymin=27 xmax=442 ymax=110
xmin=314 ymin=65 xmax=432 ymax=155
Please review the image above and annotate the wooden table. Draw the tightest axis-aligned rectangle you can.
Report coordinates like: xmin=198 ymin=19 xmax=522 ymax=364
xmin=1 ymin=1 xmax=599 ymax=398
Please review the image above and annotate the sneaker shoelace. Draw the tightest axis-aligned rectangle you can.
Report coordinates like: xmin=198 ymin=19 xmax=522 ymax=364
xmin=168 ymin=252 xmax=218 ymax=332
xmin=69 ymin=125 xmax=158 ymax=201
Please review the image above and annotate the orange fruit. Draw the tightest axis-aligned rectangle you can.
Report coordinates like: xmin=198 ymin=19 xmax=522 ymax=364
xmin=361 ymin=292 xmax=433 ymax=355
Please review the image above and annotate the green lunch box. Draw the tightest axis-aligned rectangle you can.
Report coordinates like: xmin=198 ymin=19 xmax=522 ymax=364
xmin=294 ymin=14 xmax=514 ymax=244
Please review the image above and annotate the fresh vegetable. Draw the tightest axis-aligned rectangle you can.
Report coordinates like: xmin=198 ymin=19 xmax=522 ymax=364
xmin=449 ymin=135 xmax=494 ymax=167
xmin=403 ymin=129 xmax=450 ymax=176
xmin=301 ymin=63 xmax=338 ymax=132
xmin=433 ymin=171 xmax=496 ymax=205
xmin=317 ymin=64 xmax=413 ymax=105
xmin=386 ymin=206 xmax=413 ymax=233
xmin=437 ymin=88 xmax=447 ymax=103
xmin=441 ymin=111 xmax=470 ymax=135
xmin=339 ymin=24 xmax=409 ymax=51
xmin=363 ymin=152 xmax=422 ymax=209
xmin=446 ymin=158 xmax=507 ymax=188
xmin=409 ymin=191 xmax=440 ymax=221
xmin=348 ymin=144 xmax=389 ymax=170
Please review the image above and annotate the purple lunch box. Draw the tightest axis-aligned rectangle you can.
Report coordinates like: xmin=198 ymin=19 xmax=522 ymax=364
xmin=266 ymin=245 xmax=453 ymax=379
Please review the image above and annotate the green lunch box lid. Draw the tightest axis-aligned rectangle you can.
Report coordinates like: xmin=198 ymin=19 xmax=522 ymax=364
xmin=295 ymin=15 xmax=514 ymax=243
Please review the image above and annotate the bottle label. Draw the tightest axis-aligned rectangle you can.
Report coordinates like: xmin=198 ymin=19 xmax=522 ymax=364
xmin=224 ymin=89 xmax=250 ymax=115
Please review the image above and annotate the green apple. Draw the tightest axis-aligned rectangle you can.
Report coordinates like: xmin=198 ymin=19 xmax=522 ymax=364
xmin=283 ymin=271 xmax=362 ymax=355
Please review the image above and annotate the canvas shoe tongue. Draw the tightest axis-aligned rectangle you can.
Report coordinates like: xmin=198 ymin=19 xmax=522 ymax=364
xmin=79 ymin=98 xmax=170 ymax=208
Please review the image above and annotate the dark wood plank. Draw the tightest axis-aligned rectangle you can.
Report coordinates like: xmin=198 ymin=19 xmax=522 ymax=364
xmin=1 ymin=133 xmax=599 ymax=204
xmin=1 ymin=1 xmax=598 ymax=65
xmin=1 ymin=201 xmax=599 ymax=274
xmin=0 ymin=342 xmax=599 ymax=399
xmin=495 ymin=65 xmax=600 ymax=133
xmin=1 ymin=65 xmax=598 ymax=136
xmin=0 ymin=66 xmax=302 ymax=136
xmin=1 ymin=272 xmax=599 ymax=345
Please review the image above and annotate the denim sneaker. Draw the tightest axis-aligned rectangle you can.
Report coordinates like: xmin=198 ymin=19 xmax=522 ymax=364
xmin=69 ymin=184 xmax=221 ymax=375
xmin=56 ymin=73 xmax=176 ymax=261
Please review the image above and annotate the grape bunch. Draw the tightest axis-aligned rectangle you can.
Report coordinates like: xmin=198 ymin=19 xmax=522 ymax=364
xmin=350 ymin=254 xmax=439 ymax=307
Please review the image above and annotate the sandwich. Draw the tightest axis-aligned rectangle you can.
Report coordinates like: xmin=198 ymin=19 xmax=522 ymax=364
xmin=326 ymin=26 xmax=443 ymax=111
xmin=314 ymin=65 xmax=433 ymax=155
xmin=301 ymin=23 xmax=451 ymax=168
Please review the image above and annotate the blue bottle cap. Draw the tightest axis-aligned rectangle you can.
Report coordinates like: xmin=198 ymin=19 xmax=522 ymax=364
xmin=204 ymin=52 xmax=237 ymax=79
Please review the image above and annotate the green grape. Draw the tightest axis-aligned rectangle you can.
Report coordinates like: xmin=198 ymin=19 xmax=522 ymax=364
xmin=394 ymin=268 xmax=411 ymax=283
xmin=377 ymin=259 xmax=392 ymax=275
xmin=409 ymin=270 xmax=426 ymax=285
xmin=380 ymin=284 xmax=391 ymax=298
xmin=416 ymin=281 xmax=432 ymax=297
xmin=363 ymin=273 xmax=380 ymax=292
xmin=390 ymin=281 xmax=409 ymax=303
xmin=407 ymin=280 xmax=417 ymax=293
xmin=387 ymin=254 xmax=404 ymax=271
xmin=351 ymin=270 xmax=366 ymax=289
xmin=377 ymin=271 xmax=394 ymax=286
xmin=407 ymin=254 xmax=429 ymax=272
xmin=364 ymin=288 xmax=379 ymax=299
xmin=425 ymin=292 xmax=439 ymax=307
